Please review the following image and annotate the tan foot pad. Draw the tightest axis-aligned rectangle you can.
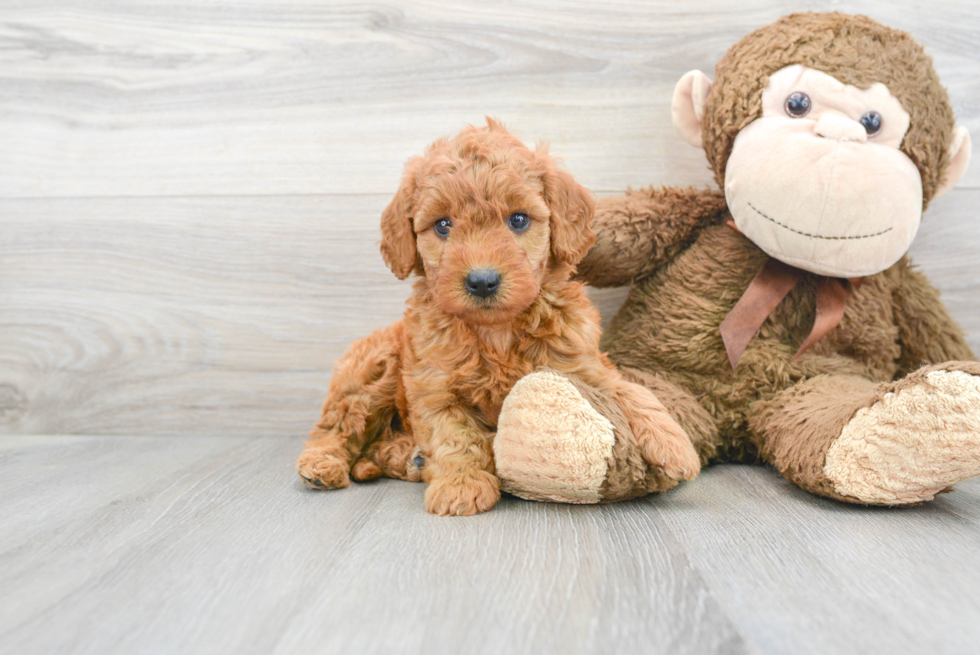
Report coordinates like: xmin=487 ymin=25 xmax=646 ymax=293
xmin=825 ymin=370 xmax=980 ymax=504
xmin=494 ymin=370 xmax=615 ymax=503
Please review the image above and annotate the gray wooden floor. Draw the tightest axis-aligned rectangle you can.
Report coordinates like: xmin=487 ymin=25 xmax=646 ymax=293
xmin=3 ymin=435 xmax=980 ymax=655
xmin=3 ymin=1 xmax=980 ymax=653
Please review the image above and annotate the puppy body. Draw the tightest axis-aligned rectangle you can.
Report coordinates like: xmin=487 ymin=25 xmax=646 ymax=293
xmin=297 ymin=120 xmax=699 ymax=515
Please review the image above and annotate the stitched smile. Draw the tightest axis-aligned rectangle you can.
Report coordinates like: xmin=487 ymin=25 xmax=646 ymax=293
xmin=748 ymin=202 xmax=893 ymax=241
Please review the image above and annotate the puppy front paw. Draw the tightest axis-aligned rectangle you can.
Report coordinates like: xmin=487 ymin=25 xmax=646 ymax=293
xmin=424 ymin=470 xmax=500 ymax=516
xmin=296 ymin=448 xmax=351 ymax=489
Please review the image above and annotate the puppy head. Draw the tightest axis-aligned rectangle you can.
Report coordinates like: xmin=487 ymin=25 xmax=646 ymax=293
xmin=380 ymin=118 xmax=595 ymax=326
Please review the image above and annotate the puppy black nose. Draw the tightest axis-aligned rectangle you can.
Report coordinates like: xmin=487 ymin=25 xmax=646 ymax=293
xmin=465 ymin=269 xmax=501 ymax=298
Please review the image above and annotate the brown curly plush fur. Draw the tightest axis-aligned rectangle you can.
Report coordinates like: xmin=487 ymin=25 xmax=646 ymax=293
xmin=577 ymin=13 xmax=978 ymax=504
xmin=297 ymin=120 xmax=698 ymax=515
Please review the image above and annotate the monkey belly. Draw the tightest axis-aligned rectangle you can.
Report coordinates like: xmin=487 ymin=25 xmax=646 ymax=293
xmin=600 ymin=224 xmax=903 ymax=459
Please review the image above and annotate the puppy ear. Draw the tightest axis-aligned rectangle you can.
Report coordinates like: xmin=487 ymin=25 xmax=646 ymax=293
xmin=380 ymin=158 xmax=421 ymax=279
xmin=537 ymin=147 xmax=596 ymax=266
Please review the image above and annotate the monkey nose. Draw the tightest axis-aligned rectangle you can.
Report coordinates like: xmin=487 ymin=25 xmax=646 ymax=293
xmin=465 ymin=268 xmax=501 ymax=298
xmin=814 ymin=113 xmax=867 ymax=143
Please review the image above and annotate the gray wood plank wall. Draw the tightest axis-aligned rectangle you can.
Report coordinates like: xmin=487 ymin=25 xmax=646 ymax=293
xmin=2 ymin=0 xmax=979 ymax=436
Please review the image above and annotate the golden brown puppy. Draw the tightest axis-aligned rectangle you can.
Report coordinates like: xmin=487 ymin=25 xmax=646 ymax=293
xmin=296 ymin=119 xmax=698 ymax=515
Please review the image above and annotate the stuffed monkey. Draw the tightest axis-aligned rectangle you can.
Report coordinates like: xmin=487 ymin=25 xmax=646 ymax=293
xmin=510 ymin=12 xmax=979 ymax=506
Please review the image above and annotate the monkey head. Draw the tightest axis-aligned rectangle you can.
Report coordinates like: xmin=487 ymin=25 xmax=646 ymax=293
xmin=671 ymin=13 xmax=971 ymax=278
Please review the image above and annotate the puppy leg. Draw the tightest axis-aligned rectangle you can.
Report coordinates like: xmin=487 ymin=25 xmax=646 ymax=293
xmin=415 ymin=404 xmax=499 ymax=516
xmin=572 ymin=363 xmax=701 ymax=486
xmin=619 ymin=366 xmax=721 ymax=466
xmin=610 ymin=375 xmax=701 ymax=483
xmin=297 ymin=322 xmax=403 ymax=489
xmin=352 ymin=427 xmax=423 ymax=483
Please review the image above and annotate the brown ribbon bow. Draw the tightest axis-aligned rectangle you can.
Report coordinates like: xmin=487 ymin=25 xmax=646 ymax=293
xmin=720 ymin=221 xmax=862 ymax=369
xmin=719 ymin=224 xmax=859 ymax=368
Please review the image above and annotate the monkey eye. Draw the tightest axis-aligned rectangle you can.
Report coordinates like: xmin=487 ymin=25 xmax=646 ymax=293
xmin=508 ymin=212 xmax=530 ymax=232
xmin=860 ymin=111 xmax=882 ymax=136
xmin=784 ymin=92 xmax=811 ymax=118
xmin=433 ymin=218 xmax=453 ymax=238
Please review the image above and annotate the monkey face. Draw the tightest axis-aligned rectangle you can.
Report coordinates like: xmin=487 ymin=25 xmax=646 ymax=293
xmin=673 ymin=15 xmax=972 ymax=279
xmin=725 ymin=65 xmax=921 ymax=278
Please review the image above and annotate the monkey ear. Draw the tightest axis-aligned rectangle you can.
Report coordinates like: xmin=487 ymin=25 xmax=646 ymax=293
xmin=934 ymin=126 xmax=971 ymax=200
xmin=379 ymin=159 xmax=421 ymax=280
xmin=538 ymin=149 xmax=596 ymax=266
xmin=672 ymin=70 xmax=713 ymax=148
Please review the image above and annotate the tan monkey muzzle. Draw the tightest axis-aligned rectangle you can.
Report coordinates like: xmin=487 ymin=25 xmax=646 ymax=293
xmin=725 ymin=116 xmax=923 ymax=278
xmin=721 ymin=64 xmax=924 ymax=278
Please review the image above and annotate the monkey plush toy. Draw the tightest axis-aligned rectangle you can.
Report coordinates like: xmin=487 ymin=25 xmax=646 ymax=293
xmin=493 ymin=12 xmax=980 ymax=506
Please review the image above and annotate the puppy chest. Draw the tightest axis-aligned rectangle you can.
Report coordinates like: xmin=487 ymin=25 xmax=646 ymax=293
xmin=451 ymin=354 xmax=536 ymax=426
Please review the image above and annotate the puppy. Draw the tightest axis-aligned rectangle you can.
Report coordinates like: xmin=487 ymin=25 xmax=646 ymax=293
xmin=297 ymin=119 xmax=698 ymax=515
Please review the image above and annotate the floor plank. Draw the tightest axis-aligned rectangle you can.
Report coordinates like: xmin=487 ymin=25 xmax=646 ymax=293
xmin=2 ymin=435 xmax=979 ymax=654
xmin=0 ymin=436 xmax=747 ymax=655
xmin=657 ymin=468 xmax=980 ymax=654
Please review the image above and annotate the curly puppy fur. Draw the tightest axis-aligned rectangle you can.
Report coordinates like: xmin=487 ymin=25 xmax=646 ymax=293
xmin=297 ymin=119 xmax=699 ymax=515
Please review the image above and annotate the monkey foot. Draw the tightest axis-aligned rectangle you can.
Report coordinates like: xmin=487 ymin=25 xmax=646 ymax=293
xmin=824 ymin=367 xmax=980 ymax=504
xmin=494 ymin=370 xmax=617 ymax=504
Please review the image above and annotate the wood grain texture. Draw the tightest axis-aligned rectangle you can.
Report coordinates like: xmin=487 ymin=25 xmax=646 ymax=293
xmin=1 ymin=191 xmax=978 ymax=436
xmin=0 ymin=195 xmax=410 ymax=435
xmin=654 ymin=467 xmax=980 ymax=655
xmin=4 ymin=4 xmax=980 ymax=653
xmin=2 ymin=435 xmax=980 ymax=654
xmin=1 ymin=0 xmax=979 ymax=437
xmin=0 ymin=0 xmax=978 ymax=199
xmin=0 ymin=436 xmax=745 ymax=655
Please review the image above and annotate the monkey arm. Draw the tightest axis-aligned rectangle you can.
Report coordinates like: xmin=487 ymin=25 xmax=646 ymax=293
xmin=891 ymin=260 xmax=975 ymax=373
xmin=574 ymin=186 xmax=729 ymax=288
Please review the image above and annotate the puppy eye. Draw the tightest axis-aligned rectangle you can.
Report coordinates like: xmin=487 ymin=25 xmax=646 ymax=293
xmin=860 ymin=111 xmax=882 ymax=136
xmin=784 ymin=92 xmax=811 ymax=118
xmin=433 ymin=218 xmax=453 ymax=239
xmin=508 ymin=212 xmax=530 ymax=232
